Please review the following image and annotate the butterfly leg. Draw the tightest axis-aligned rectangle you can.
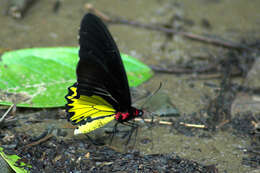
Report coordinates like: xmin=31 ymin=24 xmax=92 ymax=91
xmin=120 ymin=121 xmax=138 ymax=139
xmin=129 ymin=123 xmax=139 ymax=148
xmin=121 ymin=121 xmax=139 ymax=148
xmin=139 ymin=110 xmax=155 ymax=149
xmin=110 ymin=122 xmax=119 ymax=145
xmin=140 ymin=114 xmax=154 ymax=149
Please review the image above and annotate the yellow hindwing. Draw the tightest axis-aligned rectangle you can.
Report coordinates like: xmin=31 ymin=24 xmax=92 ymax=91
xmin=65 ymin=84 xmax=116 ymax=134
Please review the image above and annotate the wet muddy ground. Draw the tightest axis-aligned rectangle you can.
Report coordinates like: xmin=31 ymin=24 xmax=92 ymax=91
xmin=1 ymin=0 xmax=260 ymax=172
xmin=0 ymin=128 xmax=217 ymax=172
xmin=0 ymin=108 xmax=259 ymax=172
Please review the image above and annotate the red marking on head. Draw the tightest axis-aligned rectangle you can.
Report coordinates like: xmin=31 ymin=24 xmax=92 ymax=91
xmin=115 ymin=108 xmax=143 ymax=122
xmin=115 ymin=112 xmax=130 ymax=121
xmin=134 ymin=109 xmax=139 ymax=116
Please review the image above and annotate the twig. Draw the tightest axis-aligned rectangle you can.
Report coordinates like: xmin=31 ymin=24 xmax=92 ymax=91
xmin=216 ymin=119 xmax=230 ymax=129
xmin=150 ymin=64 xmax=217 ymax=74
xmin=85 ymin=3 xmax=111 ymax=22
xmin=179 ymin=122 xmax=206 ymax=129
xmin=0 ymin=104 xmax=15 ymax=123
xmin=251 ymin=121 xmax=260 ymax=130
xmin=246 ymin=147 xmax=260 ymax=155
xmin=134 ymin=118 xmax=173 ymax=125
xmin=111 ymin=19 xmax=248 ymax=50
xmin=7 ymin=0 xmax=38 ymax=19
xmin=190 ymin=72 xmax=242 ymax=80
xmin=24 ymin=134 xmax=53 ymax=148
xmin=85 ymin=3 xmax=249 ymax=50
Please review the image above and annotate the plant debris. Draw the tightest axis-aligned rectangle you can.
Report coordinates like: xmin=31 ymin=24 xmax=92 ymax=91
xmin=0 ymin=132 xmax=218 ymax=173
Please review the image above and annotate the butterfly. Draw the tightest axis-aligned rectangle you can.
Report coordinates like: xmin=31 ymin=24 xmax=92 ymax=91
xmin=65 ymin=13 xmax=143 ymax=135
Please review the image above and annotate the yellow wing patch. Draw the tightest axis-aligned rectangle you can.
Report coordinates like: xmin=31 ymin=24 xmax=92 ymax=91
xmin=65 ymin=84 xmax=116 ymax=134
xmin=74 ymin=116 xmax=114 ymax=135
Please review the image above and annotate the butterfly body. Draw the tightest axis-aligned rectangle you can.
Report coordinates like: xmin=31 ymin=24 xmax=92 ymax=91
xmin=65 ymin=13 xmax=143 ymax=134
xmin=115 ymin=108 xmax=143 ymax=123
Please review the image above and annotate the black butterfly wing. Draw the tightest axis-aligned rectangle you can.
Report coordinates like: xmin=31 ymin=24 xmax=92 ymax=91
xmin=76 ymin=13 xmax=131 ymax=112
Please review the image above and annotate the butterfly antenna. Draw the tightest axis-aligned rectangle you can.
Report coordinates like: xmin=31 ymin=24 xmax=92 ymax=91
xmin=140 ymin=82 xmax=162 ymax=110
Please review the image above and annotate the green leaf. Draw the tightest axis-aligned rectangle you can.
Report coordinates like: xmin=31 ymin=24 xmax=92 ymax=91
xmin=0 ymin=147 xmax=31 ymax=173
xmin=0 ymin=47 xmax=153 ymax=108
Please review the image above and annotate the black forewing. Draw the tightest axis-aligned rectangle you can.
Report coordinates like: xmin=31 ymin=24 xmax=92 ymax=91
xmin=77 ymin=13 xmax=131 ymax=112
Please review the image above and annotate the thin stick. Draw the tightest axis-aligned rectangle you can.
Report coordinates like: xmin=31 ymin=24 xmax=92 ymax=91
xmin=179 ymin=122 xmax=206 ymax=129
xmin=85 ymin=3 xmax=111 ymax=22
xmin=251 ymin=120 xmax=258 ymax=128
xmin=0 ymin=104 xmax=15 ymax=123
xmin=85 ymin=4 xmax=249 ymax=50
xmin=216 ymin=119 xmax=230 ymax=129
xmin=111 ymin=19 xmax=249 ymax=50
xmin=134 ymin=118 xmax=173 ymax=125
xmin=150 ymin=64 xmax=217 ymax=74
xmin=7 ymin=0 xmax=38 ymax=19
xmin=24 ymin=134 xmax=53 ymax=148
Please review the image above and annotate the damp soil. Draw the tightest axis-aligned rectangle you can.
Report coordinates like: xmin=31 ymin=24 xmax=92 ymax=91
xmin=0 ymin=130 xmax=217 ymax=173
xmin=0 ymin=108 xmax=259 ymax=173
